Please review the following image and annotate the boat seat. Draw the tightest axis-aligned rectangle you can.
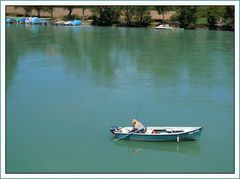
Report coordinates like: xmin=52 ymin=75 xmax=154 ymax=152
xmin=145 ymin=128 xmax=153 ymax=134
xmin=166 ymin=129 xmax=173 ymax=133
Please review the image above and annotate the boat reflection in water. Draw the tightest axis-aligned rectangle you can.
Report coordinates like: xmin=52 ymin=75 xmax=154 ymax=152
xmin=113 ymin=139 xmax=201 ymax=155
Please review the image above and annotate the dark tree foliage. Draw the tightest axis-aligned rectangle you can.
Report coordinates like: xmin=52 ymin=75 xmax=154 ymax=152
xmin=178 ymin=6 xmax=198 ymax=29
xmin=123 ymin=6 xmax=151 ymax=27
xmin=206 ymin=6 xmax=234 ymax=31
xmin=224 ymin=6 xmax=234 ymax=30
xmin=134 ymin=6 xmax=151 ymax=26
xmin=224 ymin=6 xmax=234 ymax=19
xmin=124 ymin=6 xmax=136 ymax=26
xmin=91 ymin=6 xmax=121 ymax=26
xmin=207 ymin=7 xmax=219 ymax=30
xmin=90 ymin=6 xmax=151 ymax=27
xmin=43 ymin=7 xmax=55 ymax=18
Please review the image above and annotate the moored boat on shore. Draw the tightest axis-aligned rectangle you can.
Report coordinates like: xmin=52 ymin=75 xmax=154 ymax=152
xmin=71 ymin=20 xmax=81 ymax=26
xmin=155 ymin=24 xmax=174 ymax=30
xmin=64 ymin=21 xmax=72 ymax=25
xmin=6 ymin=18 xmax=15 ymax=23
xmin=155 ymin=24 xmax=184 ymax=31
xmin=16 ymin=17 xmax=26 ymax=24
xmin=54 ymin=20 xmax=65 ymax=25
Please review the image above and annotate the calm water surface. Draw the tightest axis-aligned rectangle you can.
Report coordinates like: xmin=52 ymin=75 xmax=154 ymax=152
xmin=6 ymin=24 xmax=234 ymax=173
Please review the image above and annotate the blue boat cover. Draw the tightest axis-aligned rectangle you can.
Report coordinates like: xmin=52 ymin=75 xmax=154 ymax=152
xmin=31 ymin=17 xmax=41 ymax=24
xmin=6 ymin=18 xmax=14 ymax=23
xmin=17 ymin=17 xmax=26 ymax=23
xmin=70 ymin=20 xmax=81 ymax=26
xmin=40 ymin=19 xmax=49 ymax=23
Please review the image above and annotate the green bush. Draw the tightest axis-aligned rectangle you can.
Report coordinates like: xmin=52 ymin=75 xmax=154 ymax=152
xmin=91 ymin=7 xmax=121 ymax=26
xmin=170 ymin=14 xmax=179 ymax=22
xmin=178 ymin=6 xmax=197 ymax=29
xmin=196 ymin=17 xmax=207 ymax=25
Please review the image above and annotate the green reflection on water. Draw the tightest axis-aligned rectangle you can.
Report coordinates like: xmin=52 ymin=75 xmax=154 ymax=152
xmin=6 ymin=24 xmax=234 ymax=173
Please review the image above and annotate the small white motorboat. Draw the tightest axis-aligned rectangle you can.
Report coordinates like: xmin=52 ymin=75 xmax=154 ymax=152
xmin=155 ymin=24 xmax=174 ymax=30
xmin=54 ymin=21 xmax=65 ymax=25
xmin=64 ymin=21 xmax=72 ymax=25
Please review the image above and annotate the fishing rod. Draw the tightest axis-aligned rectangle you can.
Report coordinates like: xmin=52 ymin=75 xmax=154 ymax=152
xmin=131 ymin=104 xmax=148 ymax=126
xmin=135 ymin=104 xmax=142 ymax=119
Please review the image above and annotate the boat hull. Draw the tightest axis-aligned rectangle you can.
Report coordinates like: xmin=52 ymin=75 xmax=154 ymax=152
xmin=111 ymin=127 xmax=203 ymax=142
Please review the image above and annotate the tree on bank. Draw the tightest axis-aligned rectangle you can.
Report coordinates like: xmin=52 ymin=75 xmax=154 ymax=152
xmin=63 ymin=6 xmax=84 ymax=20
xmin=122 ymin=6 xmax=151 ymax=27
xmin=155 ymin=6 xmax=169 ymax=21
xmin=207 ymin=7 xmax=220 ymax=30
xmin=33 ymin=6 xmax=43 ymax=17
xmin=64 ymin=6 xmax=75 ymax=17
xmin=178 ymin=6 xmax=198 ymax=29
xmin=91 ymin=6 xmax=121 ymax=26
xmin=224 ymin=6 xmax=234 ymax=30
xmin=44 ymin=7 xmax=55 ymax=19
xmin=134 ymin=6 xmax=151 ymax=26
xmin=22 ymin=6 xmax=33 ymax=17
xmin=124 ymin=6 xmax=136 ymax=26
xmin=206 ymin=6 xmax=234 ymax=31
xmin=80 ymin=6 xmax=87 ymax=22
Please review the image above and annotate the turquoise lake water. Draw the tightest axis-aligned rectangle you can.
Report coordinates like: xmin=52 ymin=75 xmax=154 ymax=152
xmin=6 ymin=24 xmax=234 ymax=173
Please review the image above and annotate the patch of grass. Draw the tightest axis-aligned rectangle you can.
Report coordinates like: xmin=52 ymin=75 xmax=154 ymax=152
xmin=63 ymin=14 xmax=81 ymax=21
xmin=196 ymin=17 xmax=208 ymax=25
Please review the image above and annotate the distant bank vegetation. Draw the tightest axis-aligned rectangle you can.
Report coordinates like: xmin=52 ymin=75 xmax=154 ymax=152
xmin=6 ymin=6 xmax=234 ymax=31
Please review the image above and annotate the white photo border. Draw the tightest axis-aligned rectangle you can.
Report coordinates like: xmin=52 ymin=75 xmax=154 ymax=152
xmin=1 ymin=1 xmax=239 ymax=178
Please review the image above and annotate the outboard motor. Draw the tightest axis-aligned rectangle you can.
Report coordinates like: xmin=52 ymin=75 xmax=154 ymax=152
xmin=110 ymin=126 xmax=119 ymax=133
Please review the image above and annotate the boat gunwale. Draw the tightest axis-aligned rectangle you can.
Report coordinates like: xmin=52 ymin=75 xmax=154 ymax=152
xmin=113 ymin=127 xmax=203 ymax=136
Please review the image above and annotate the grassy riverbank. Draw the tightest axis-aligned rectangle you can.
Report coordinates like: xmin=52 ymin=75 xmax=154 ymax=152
xmin=6 ymin=6 xmax=234 ymax=30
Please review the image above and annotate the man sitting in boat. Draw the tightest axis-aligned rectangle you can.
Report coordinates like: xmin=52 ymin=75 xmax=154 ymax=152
xmin=131 ymin=119 xmax=145 ymax=133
